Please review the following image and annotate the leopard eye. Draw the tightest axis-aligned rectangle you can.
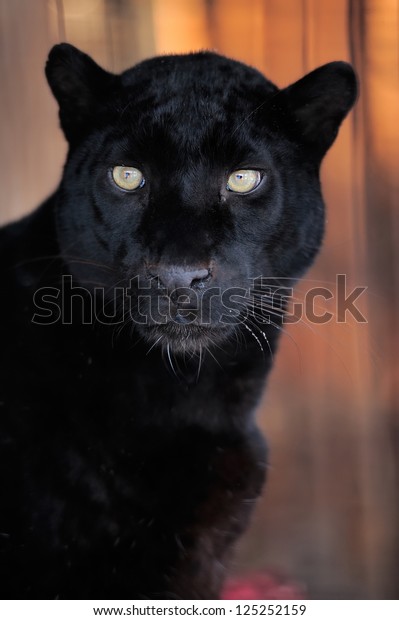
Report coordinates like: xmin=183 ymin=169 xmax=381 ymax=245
xmin=227 ymin=169 xmax=261 ymax=194
xmin=112 ymin=166 xmax=145 ymax=191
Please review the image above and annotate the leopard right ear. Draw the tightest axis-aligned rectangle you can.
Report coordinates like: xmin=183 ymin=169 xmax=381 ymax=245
xmin=45 ymin=43 xmax=120 ymax=145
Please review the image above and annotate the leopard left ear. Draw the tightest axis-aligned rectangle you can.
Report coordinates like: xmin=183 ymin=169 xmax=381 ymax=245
xmin=46 ymin=43 xmax=120 ymax=145
xmin=270 ymin=62 xmax=358 ymax=159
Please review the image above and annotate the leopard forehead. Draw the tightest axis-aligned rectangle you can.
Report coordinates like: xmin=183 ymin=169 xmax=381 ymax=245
xmin=116 ymin=52 xmax=278 ymax=129
xmin=121 ymin=51 xmax=277 ymax=97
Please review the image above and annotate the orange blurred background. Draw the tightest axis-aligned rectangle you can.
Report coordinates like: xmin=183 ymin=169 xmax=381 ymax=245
xmin=0 ymin=0 xmax=398 ymax=599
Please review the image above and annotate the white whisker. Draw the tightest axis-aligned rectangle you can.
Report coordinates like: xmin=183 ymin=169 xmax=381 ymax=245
xmin=242 ymin=322 xmax=265 ymax=356
xmin=146 ymin=335 xmax=163 ymax=355
xmin=166 ymin=343 xmax=178 ymax=379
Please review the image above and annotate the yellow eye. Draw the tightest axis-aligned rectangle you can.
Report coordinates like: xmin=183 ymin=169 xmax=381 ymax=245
xmin=112 ymin=166 xmax=144 ymax=191
xmin=227 ymin=169 xmax=261 ymax=194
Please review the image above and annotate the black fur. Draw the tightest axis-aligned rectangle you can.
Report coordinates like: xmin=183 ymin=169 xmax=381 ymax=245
xmin=0 ymin=44 xmax=357 ymax=599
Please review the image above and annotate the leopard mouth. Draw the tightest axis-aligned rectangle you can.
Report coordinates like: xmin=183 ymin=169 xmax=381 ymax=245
xmin=140 ymin=322 xmax=232 ymax=354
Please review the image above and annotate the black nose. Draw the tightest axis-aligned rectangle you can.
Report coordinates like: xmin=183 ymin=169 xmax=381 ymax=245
xmin=151 ymin=265 xmax=211 ymax=291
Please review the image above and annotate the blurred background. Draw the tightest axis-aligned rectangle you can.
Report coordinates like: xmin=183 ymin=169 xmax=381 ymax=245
xmin=0 ymin=0 xmax=398 ymax=599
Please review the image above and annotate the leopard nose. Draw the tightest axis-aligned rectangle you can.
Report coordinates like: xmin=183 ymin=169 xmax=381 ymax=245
xmin=152 ymin=266 xmax=211 ymax=291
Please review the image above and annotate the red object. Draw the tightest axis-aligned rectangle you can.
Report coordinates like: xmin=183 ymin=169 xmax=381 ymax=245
xmin=222 ymin=572 xmax=306 ymax=600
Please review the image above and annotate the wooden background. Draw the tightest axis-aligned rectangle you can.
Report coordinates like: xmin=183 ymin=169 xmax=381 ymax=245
xmin=0 ymin=0 xmax=398 ymax=599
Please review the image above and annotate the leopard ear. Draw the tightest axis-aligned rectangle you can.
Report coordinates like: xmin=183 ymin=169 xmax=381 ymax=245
xmin=271 ymin=62 xmax=358 ymax=159
xmin=45 ymin=43 xmax=119 ymax=144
